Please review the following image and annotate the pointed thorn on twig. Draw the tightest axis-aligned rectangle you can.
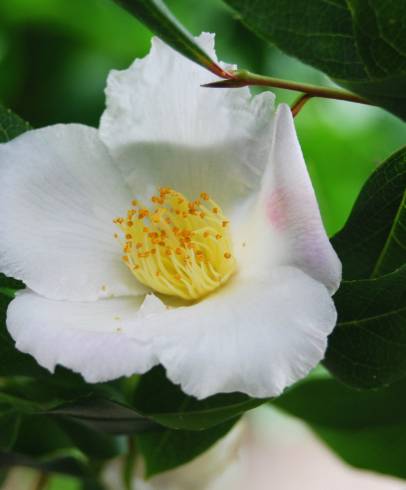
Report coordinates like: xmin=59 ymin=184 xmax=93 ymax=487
xmin=202 ymin=79 xmax=249 ymax=88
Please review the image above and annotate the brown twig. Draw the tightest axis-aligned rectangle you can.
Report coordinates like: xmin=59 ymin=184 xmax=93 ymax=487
xmin=203 ymin=69 xmax=371 ymax=107
xmin=291 ymin=94 xmax=315 ymax=117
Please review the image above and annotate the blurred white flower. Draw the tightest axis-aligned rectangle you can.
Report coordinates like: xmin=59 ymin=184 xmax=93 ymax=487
xmin=103 ymin=421 xmax=246 ymax=490
xmin=0 ymin=33 xmax=340 ymax=398
xmin=103 ymin=408 xmax=406 ymax=490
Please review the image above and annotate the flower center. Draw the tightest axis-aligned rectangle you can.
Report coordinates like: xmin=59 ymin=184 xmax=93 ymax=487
xmin=114 ymin=187 xmax=236 ymax=300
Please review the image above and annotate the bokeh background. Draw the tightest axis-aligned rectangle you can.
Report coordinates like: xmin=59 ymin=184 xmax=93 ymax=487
xmin=0 ymin=1 xmax=405 ymax=489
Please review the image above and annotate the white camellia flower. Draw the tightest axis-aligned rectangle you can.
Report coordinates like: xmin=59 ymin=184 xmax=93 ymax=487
xmin=0 ymin=34 xmax=341 ymax=399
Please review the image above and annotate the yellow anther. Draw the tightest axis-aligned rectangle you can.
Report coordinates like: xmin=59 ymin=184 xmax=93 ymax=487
xmin=114 ymin=187 xmax=236 ymax=300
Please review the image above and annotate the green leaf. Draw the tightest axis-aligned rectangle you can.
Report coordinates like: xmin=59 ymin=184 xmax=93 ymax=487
xmin=0 ymin=376 xmax=157 ymax=435
xmin=115 ymin=0 xmax=228 ymax=77
xmin=313 ymin=423 xmax=406 ymax=480
xmin=138 ymin=419 xmax=237 ymax=477
xmin=325 ymin=265 xmax=406 ymax=388
xmin=0 ymin=393 xmax=126 ymax=462
xmin=0 ymin=413 xmax=20 ymax=451
xmin=224 ymin=0 xmax=406 ymax=119
xmin=0 ymin=392 xmax=43 ymax=414
xmin=1 ymin=413 xmax=121 ymax=478
xmin=0 ymin=104 xmax=31 ymax=143
xmin=133 ymin=366 xmax=264 ymax=430
xmin=1 ymin=372 xmax=106 ymax=406
xmin=0 ymin=374 xmax=157 ymax=436
xmin=2 ymin=415 xmax=90 ymax=477
xmin=331 ymin=146 xmax=406 ymax=280
xmin=0 ymin=274 xmax=24 ymax=293
xmin=324 ymin=147 xmax=406 ymax=388
xmin=274 ymin=376 xmax=406 ymax=479
xmin=274 ymin=375 xmax=406 ymax=429
xmin=56 ymin=418 xmax=126 ymax=460
xmin=50 ymin=397 xmax=157 ymax=435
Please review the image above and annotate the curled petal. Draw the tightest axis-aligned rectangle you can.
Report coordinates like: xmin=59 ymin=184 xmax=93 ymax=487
xmin=99 ymin=33 xmax=275 ymax=216
xmin=236 ymin=104 xmax=341 ymax=293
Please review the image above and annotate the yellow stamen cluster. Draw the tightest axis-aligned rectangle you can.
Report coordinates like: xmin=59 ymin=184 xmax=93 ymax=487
xmin=114 ymin=187 xmax=236 ymax=300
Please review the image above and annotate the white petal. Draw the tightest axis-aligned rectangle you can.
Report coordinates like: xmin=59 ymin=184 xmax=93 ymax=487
xmin=99 ymin=33 xmax=275 ymax=215
xmin=8 ymin=266 xmax=336 ymax=395
xmin=0 ymin=124 xmax=147 ymax=301
xmin=7 ymin=290 xmax=166 ymax=382
xmin=236 ymin=104 xmax=341 ymax=293
xmin=143 ymin=266 xmax=336 ymax=399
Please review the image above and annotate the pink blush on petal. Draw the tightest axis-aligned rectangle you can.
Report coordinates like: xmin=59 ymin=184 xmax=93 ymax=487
xmin=265 ymin=189 xmax=287 ymax=230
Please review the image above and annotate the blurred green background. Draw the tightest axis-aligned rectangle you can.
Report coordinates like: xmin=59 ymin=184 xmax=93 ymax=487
xmin=0 ymin=1 xmax=405 ymax=487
